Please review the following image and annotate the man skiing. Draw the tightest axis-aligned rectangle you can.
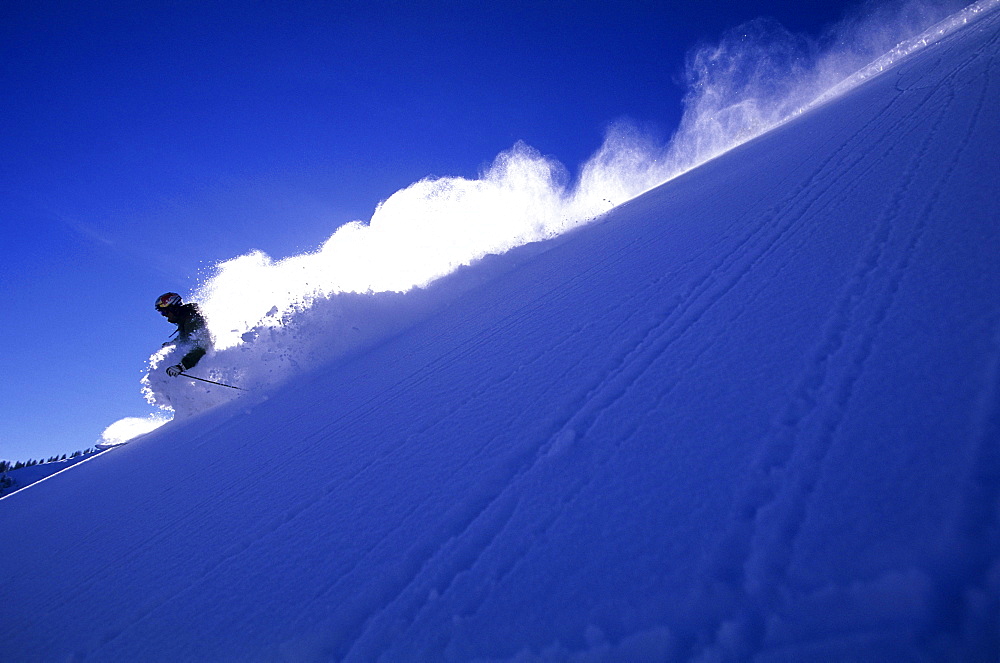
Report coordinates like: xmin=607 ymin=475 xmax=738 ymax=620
xmin=154 ymin=292 xmax=211 ymax=377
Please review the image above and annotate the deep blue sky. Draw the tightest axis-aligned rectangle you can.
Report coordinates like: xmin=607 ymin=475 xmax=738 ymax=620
xmin=3 ymin=0 xmax=860 ymax=461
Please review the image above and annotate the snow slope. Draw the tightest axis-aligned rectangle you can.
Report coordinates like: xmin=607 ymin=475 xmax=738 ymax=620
xmin=2 ymin=5 xmax=999 ymax=661
xmin=0 ymin=451 xmax=102 ymax=498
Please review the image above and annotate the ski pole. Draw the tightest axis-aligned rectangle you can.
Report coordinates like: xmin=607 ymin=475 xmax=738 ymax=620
xmin=179 ymin=372 xmax=244 ymax=390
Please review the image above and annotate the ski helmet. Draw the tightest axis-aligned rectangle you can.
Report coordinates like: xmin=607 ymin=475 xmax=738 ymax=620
xmin=155 ymin=292 xmax=183 ymax=311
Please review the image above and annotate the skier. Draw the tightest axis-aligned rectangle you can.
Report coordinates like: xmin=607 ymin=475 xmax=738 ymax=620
xmin=154 ymin=292 xmax=211 ymax=377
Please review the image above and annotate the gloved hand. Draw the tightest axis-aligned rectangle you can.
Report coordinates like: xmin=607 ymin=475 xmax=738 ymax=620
xmin=166 ymin=364 xmax=185 ymax=377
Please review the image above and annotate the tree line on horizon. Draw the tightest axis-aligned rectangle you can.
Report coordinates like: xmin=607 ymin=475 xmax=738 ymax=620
xmin=0 ymin=448 xmax=97 ymax=474
xmin=0 ymin=449 xmax=98 ymax=496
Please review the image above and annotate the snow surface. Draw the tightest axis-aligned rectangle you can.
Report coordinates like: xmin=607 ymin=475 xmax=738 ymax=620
xmin=2 ymin=4 xmax=1000 ymax=661
xmin=0 ymin=451 xmax=102 ymax=498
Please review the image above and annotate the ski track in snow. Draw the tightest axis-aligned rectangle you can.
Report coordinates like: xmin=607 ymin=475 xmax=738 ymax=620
xmin=920 ymin=21 xmax=1000 ymax=658
xmin=694 ymin=17 xmax=1000 ymax=660
xmin=301 ymin=231 xmax=713 ymax=659
xmin=332 ymin=155 xmax=842 ymax=659
xmin=353 ymin=16 xmax=1000 ymax=659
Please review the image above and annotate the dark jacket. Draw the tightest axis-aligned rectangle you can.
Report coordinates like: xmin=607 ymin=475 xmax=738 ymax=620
xmin=165 ymin=303 xmax=211 ymax=370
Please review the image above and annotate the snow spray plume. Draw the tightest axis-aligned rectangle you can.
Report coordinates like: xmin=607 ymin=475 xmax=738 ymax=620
xmin=651 ymin=0 xmax=979 ymax=180
xmin=194 ymin=142 xmax=576 ymax=352
xmin=99 ymin=414 xmax=170 ymax=447
xmin=134 ymin=0 xmax=994 ymax=419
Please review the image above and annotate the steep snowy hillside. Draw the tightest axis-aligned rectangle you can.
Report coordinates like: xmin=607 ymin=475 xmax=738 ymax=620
xmin=2 ymin=6 xmax=998 ymax=662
